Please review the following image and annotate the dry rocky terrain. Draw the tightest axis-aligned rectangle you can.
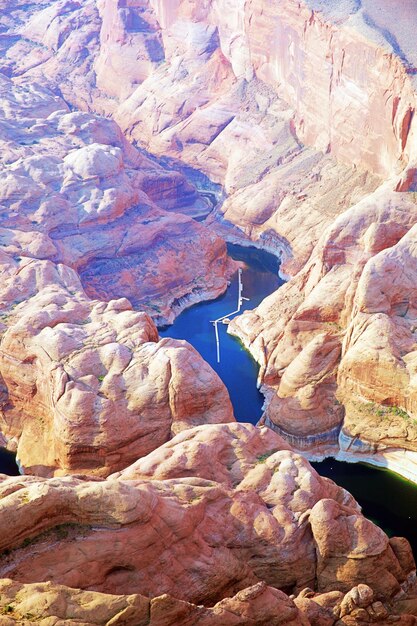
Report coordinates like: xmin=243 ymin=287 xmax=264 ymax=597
xmin=0 ymin=0 xmax=417 ymax=624
xmin=0 ymin=424 xmax=416 ymax=625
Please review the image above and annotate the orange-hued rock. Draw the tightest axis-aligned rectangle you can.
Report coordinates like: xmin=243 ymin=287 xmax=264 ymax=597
xmin=230 ymin=184 xmax=417 ymax=455
xmin=0 ymin=578 xmax=309 ymax=626
xmin=111 ymin=421 xmax=292 ymax=483
xmin=2 ymin=2 xmax=417 ymax=624
xmin=0 ymin=76 xmax=235 ymax=476
xmin=0 ymin=424 xmax=412 ymax=606
xmin=1 ymin=0 xmax=417 ymax=469
xmin=10 ymin=0 xmax=416 ymax=179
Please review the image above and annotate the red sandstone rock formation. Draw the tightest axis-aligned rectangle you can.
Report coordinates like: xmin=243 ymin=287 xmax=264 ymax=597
xmin=231 ymin=183 xmax=417 ymax=458
xmin=3 ymin=0 xmax=416 ymax=275
xmin=0 ymin=76 xmax=235 ymax=476
xmin=0 ymin=578 xmax=309 ymax=626
xmin=0 ymin=424 xmax=413 ymax=614
xmin=0 ymin=75 xmax=232 ymax=324
xmin=1 ymin=578 xmax=417 ymax=625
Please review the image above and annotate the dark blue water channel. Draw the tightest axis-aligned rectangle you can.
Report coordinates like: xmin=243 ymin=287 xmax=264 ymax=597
xmin=313 ymin=459 xmax=417 ymax=555
xmin=159 ymin=244 xmax=284 ymax=423
xmin=0 ymin=447 xmax=19 ymax=475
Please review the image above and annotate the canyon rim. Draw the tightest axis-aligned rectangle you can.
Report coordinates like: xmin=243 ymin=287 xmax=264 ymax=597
xmin=0 ymin=0 xmax=417 ymax=624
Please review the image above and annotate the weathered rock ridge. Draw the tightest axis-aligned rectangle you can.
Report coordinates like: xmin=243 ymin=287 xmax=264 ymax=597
xmin=0 ymin=578 xmax=309 ymax=625
xmin=0 ymin=75 xmax=232 ymax=324
xmin=0 ymin=424 xmax=415 ymax=625
xmin=3 ymin=0 xmax=417 ymax=471
xmin=4 ymin=0 xmax=417 ymax=177
xmin=3 ymin=0 xmax=411 ymax=273
xmin=231 ymin=180 xmax=417 ymax=461
xmin=0 ymin=75 xmax=235 ymax=476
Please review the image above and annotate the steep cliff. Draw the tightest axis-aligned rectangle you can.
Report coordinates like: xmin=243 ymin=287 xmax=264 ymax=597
xmin=230 ymin=183 xmax=417 ymax=469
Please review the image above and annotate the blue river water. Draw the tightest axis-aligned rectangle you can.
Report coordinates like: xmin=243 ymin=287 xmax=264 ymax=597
xmin=159 ymin=244 xmax=284 ymax=423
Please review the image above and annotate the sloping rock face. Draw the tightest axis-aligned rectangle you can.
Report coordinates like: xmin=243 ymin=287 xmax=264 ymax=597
xmin=0 ymin=75 xmax=232 ymax=325
xmin=6 ymin=0 xmax=416 ymax=178
xmin=0 ymin=424 xmax=413 ymax=617
xmin=3 ymin=2 xmax=417 ymax=462
xmin=0 ymin=75 xmax=234 ymax=476
xmin=230 ymin=183 xmax=417 ymax=459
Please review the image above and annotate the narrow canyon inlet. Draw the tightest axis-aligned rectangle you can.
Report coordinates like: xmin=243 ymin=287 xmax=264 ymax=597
xmin=159 ymin=244 xmax=283 ymax=422
xmin=1 ymin=0 xmax=417 ymax=624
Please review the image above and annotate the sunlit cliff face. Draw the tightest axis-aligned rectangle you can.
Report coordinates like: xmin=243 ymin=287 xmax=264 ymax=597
xmin=0 ymin=0 xmax=417 ymax=474
xmin=0 ymin=2 xmax=417 ymax=623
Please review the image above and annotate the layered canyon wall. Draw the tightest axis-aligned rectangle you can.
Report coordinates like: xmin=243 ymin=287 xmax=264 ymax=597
xmin=2 ymin=0 xmax=417 ymax=478
xmin=146 ymin=0 xmax=417 ymax=177
xmin=1 ymin=1 xmax=417 ymax=624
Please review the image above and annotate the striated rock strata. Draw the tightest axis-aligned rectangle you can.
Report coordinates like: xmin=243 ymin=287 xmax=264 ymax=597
xmin=0 ymin=75 xmax=235 ymax=476
xmin=3 ymin=0 xmax=417 ymax=471
xmin=231 ymin=182 xmax=417 ymax=464
xmin=0 ymin=423 xmax=414 ymax=623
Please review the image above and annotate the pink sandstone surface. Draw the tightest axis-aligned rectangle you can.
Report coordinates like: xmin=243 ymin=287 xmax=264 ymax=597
xmin=0 ymin=75 xmax=235 ymax=477
xmin=0 ymin=0 xmax=417 ymax=623
xmin=0 ymin=423 xmax=414 ymax=625
xmin=230 ymin=183 xmax=417 ymax=459
xmin=2 ymin=578 xmax=417 ymax=625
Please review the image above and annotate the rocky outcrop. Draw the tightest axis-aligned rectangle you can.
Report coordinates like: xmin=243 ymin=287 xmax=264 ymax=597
xmin=242 ymin=0 xmax=417 ymax=178
xmin=230 ymin=184 xmax=417 ymax=459
xmin=0 ymin=75 xmax=233 ymax=325
xmin=0 ymin=424 xmax=413 ymax=608
xmin=0 ymin=425 xmax=413 ymax=625
xmin=2 ymin=0 xmax=416 ymax=266
xmin=0 ymin=281 xmax=233 ymax=476
xmin=294 ymin=583 xmax=417 ymax=626
xmin=1 ymin=2 xmax=417 ymax=625
xmin=1 ymin=578 xmax=417 ymax=625
xmin=0 ymin=578 xmax=309 ymax=626
xmin=0 ymin=75 xmax=235 ymax=476
xmin=7 ymin=0 xmax=416 ymax=177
